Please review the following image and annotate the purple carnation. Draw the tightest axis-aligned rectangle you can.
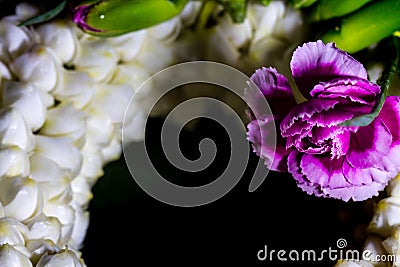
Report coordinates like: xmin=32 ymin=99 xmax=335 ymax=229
xmin=247 ymin=40 xmax=400 ymax=201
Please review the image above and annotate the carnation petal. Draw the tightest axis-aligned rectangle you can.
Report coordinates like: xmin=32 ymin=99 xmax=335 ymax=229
xmin=290 ymin=40 xmax=368 ymax=98
xmin=247 ymin=118 xmax=289 ymax=172
xmin=287 ymin=151 xmax=323 ymax=196
xmin=346 ymin=118 xmax=392 ymax=169
xmin=280 ymin=98 xmax=339 ymax=136
xmin=379 ymin=96 xmax=400 ymax=145
xmin=249 ymin=67 xmax=296 ymax=119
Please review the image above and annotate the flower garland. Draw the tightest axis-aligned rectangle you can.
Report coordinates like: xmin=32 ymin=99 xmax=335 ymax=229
xmin=0 ymin=1 xmax=309 ymax=265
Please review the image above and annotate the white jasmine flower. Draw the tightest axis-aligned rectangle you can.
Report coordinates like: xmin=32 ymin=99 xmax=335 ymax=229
xmin=40 ymin=103 xmax=87 ymax=147
xmin=30 ymin=154 xmax=71 ymax=201
xmin=53 ymin=70 xmax=95 ymax=110
xmin=25 ymin=214 xmax=62 ymax=245
xmin=107 ymin=29 xmax=147 ymax=62
xmin=0 ymin=147 xmax=30 ymax=178
xmin=0 ymin=244 xmax=32 ymax=267
xmin=79 ymin=142 xmax=104 ymax=182
xmin=382 ymin=225 xmax=400 ymax=267
xmin=2 ymin=81 xmax=47 ymax=131
xmin=68 ymin=202 xmax=89 ymax=250
xmin=0 ymin=19 xmax=31 ymax=63
xmin=0 ymin=177 xmax=43 ymax=222
xmin=36 ymin=20 xmax=78 ymax=64
xmin=34 ymin=135 xmax=82 ymax=177
xmin=12 ymin=45 xmax=60 ymax=92
xmin=25 ymin=239 xmax=60 ymax=265
xmin=43 ymin=201 xmax=75 ymax=245
xmin=368 ymin=197 xmax=400 ymax=238
xmin=36 ymin=248 xmax=86 ymax=267
xmin=73 ymin=37 xmax=119 ymax=82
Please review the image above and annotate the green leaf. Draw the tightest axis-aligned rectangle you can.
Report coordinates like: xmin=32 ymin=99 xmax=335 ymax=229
xmin=339 ymin=37 xmax=400 ymax=127
xmin=18 ymin=0 xmax=67 ymax=27
xmin=291 ymin=0 xmax=319 ymax=9
xmin=309 ymin=0 xmax=373 ymax=22
xmin=320 ymin=0 xmax=400 ymax=54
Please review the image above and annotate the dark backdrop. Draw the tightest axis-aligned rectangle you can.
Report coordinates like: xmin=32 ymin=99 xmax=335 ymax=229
xmin=81 ymin=116 xmax=373 ymax=266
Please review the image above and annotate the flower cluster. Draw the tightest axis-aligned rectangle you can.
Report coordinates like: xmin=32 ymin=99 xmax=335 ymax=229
xmin=0 ymin=1 xmax=310 ymax=265
xmin=0 ymin=2 xmax=188 ymax=265
xmin=247 ymin=40 xmax=400 ymax=202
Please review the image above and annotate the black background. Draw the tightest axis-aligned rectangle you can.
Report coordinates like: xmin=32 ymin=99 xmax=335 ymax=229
xmin=81 ymin=116 xmax=375 ymax=267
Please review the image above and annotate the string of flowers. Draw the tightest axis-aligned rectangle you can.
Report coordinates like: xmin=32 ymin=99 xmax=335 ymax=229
xmin=0 ymin=1 xmax=309 ymax=265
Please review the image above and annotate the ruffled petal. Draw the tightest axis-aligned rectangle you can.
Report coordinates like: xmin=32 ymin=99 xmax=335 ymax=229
xmin=300 ymin=154 xmax=347 ymax=188
xmin=290 ymin=40 xmax=368 ymax=98
xmin=322 ymin=182 xmax=386 ymax=202
xmin=342 ymin=158 xmax=395 ymax=185
xmin=280 ymin=98 xmax=339 ymax=137
xmin=346 ymin=118 xmax=392 ymax=169
xmin=249 ymin=67 xmax=296 ymax=119
xmin=247 ymin=117 xmax=291 ymax=172
xmin=287 ymin=151 xmax=323 ymax=196
xmin=379 ymin=96 xmax=400 ymax=145
xmin=311 ymin=77 xmax=380 ymax=99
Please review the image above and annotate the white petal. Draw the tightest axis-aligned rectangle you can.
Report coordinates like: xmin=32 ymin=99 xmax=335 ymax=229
xmin=0 ymin=177 xmax=43 ymax=221
xmin=386 ymin=173 xmax=400 ymax=197
xmin=2 ymin=81 xmax=46 ymax=131
xmin=73 ymin=38 xmax=118 ymax=82
xmin=54 ymin=70 xmax=95 ymax=109
xmin=43 ymin=201 xmax=74 ymax=244
xmin=91 ymin=83 xmax=133 ymax=123
xmin=36 ymin=20 xmax=77 ymax=63
xmin=101 ymin=138 xmax=122 ymax=163
xmin=0 ymin=244 xmax=32 ymax=267
xmin=0 ymin=21 xmax=31 ymax=62
xmin=111 ymin=62 xmax=151 ymax=96
xmin=134 ymin=37 xmax=175 ymax=74
xmin=71 ymin=176 xmax=93 ymax=206
xmin=247 ymin=2 xmax=285 ymax=43
xmin=35 ymin=135 xmax=82 ymax=177
xmin=12 ymin=45 xmax=60 ymax=92
xmin=123 ymin=104 xmax=146 ymax=143
xmin=0 ymin=147 xmax=30 ymax=178
xmin=68 ymin=204 xmax=89 ymax=250
xmin=79 ymin=142 xmax=104 ymax=182
xmin=26 ymin=214 xmax=62 ymax=244
xmin=368 ymin=197 xmax=400 ymax=238
xmin=30 ymin=155 xmax=71 ymax=200
xmin=0 ymin=59 xmax=12 ymax=80
xmin=214 ymin=16 xmax=252 ymax=49
xmin=25 ymin=239 xmax=59 ymax=265
xmin=362 ymin=235 xmax=389 ymax=267
xmin=36 ymin=248 xmax=86 ymax=267
xmin=148 ymin=17 xmax=182 ymax=42
xmin=15 ymin=2 xmax=40 ymax=20
xmin=40 ymin=103 xmax=87 ymax=146
xmin=107 ymin=30 xmax=146 ymax=62
xmin=0 ymin=217 xmax=28 ymax=247
xmin=179 ymin=1 xmax=202 ymax=26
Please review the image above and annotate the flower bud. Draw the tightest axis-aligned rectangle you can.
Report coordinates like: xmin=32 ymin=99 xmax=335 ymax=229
xmin=72 ymin=0 xmax=189 ymax=37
